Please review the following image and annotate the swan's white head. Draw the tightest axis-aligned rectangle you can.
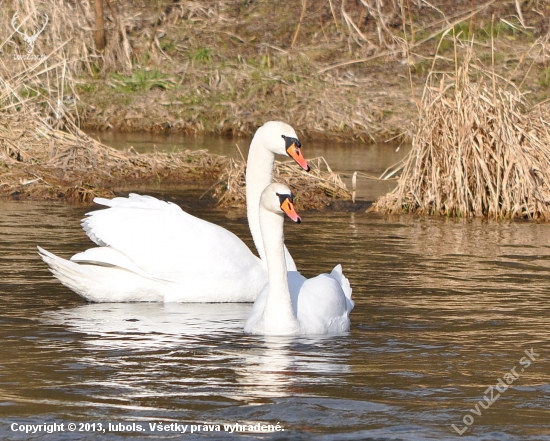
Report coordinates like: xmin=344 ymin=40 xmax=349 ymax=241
xmin=261 ymin=183 xmax=302 ymax=223
xmin=254 ymin=121 xmax=310 ymax=171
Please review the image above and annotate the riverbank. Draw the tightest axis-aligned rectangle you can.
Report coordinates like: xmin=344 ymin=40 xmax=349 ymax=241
xmin=4 ymin=1 xmax=550 ymax=142
xmin=0 ymin=108 xmax=224 ymax=201
xmin=75 ymin=0 xmax=550 ymax=141
xmin=4 ymin=0 xmax=550 ymax=212
xmin=0 ymin=106 xmax=350 ymax=207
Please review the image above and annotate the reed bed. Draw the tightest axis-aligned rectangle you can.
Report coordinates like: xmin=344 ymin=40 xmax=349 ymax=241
xmin=0 ymin=60 xmax=349 ymax=206
xmin=0 ymin=65 xmax=349 ymax=207
xmin=0 ymin=108 xmax=228 ymax=201
xmin=372 ymin=48 xmax=550 ymax=219
xmin=214 ymin=156 xmax=351 ymax=210
xmin=0 ymin=108 xmax=350 ymax=207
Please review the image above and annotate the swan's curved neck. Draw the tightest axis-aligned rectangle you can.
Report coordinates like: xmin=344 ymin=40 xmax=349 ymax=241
xmin=246 ymin=137 xmax=297 ymax=271
xmin=259 ymin=208 xmax=300 ymax=334
xmin=246 ymin=137 xmax=275 ymax=263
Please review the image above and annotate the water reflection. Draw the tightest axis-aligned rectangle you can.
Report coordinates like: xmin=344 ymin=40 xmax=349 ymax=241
xmin=44 ymin=303 xmax=250 ymax=349
xmin=235 ymin=336 xmax=352 ymax=401
xmin=43 ymin=303 xmax=352 ymax=403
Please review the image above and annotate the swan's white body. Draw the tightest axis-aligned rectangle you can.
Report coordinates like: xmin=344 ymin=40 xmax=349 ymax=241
xmin=244 ymin=183 xmax=353 ymax=336
xmin=38 ymin=195 xmax=265 ymax=302
xmin=38 ymin=122 xmax=307 ymax=303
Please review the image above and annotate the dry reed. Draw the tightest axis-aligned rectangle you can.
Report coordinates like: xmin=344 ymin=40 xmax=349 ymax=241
xmin=2 ymin=0 xmax=134 ymax=74
xmin=0 ymin=107 xmax=228 ymax=201
xmin=213 ymin=156 xmax=351 ymax=210
xmin=372 ymin=47 xmax=550 ymax=219
xmin=0 ymin=53 xmax=349 ymax=206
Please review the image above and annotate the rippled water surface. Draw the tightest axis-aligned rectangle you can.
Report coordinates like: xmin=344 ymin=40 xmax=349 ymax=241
xmin=1 ymin=190 xmax=549 ymax=440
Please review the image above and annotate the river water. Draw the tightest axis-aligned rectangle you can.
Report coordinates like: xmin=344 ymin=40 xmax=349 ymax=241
xmin=87 ymin=131 xmax=407 ymax=202
xmin=0 ymin=136 xmax=549 ymax=440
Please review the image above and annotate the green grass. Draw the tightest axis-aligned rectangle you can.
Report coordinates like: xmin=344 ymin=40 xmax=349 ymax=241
xmin=190 ymin=47 xmax=213 ymax=62
xmin=538 ymin=67 xmax=550 ymax=89
xmin=75 ymin=82 xmax=96 ymax=93
xmin=18 ymin=86 xmax=39 ymax=99
xmin=160 ymin=40 xmax=176 ymax=54
xmin=110 ymin=69 xmax=175 ymax=92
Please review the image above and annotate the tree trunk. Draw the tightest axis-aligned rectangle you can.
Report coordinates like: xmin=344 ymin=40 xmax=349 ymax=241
xmin=94 ymin=0 xmax=106 ymax=51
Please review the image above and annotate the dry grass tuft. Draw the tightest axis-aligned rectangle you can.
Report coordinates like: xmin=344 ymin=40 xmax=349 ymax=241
xmin=0 ymin=4 xmax=226 ymax=201
xmin=372 ymin=47 xmax=550 ymax=219
xmin=0 ymin=107 xmax=228 ymax=201
xmin=214 ymin=157 xmax=351 ymax=210
xmin=2 ymin=0 xmax=133 ymax=74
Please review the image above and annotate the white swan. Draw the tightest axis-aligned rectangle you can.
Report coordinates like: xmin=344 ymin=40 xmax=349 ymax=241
xmin=38 ymin=122 xmax=309 ymax=303
xmin=244 ymin=183 xmax=354 ymax=335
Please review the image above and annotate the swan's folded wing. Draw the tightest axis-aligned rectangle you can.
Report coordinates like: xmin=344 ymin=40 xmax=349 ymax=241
xmin=86 ymin=194 xmax=182 ymax=246
xmin=71 ymin=247 xmax=171 ymax=282
xmin=81 ymin=194 xmax=262 ymax=281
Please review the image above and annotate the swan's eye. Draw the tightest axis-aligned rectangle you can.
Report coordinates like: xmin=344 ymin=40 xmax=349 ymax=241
xmin=283 ymin=135 xmax=301 ymax=150
xmin=277 ymin=193 xmax=293 ymax=205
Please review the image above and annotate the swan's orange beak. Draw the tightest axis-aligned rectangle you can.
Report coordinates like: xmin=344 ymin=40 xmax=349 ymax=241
xmin=281 ymin=198 xmax=301 ymax=223
xmin=287 ymin=143 xmax=309 ymax=171
xmin=283 ymin=136 xmax=310 ymax=171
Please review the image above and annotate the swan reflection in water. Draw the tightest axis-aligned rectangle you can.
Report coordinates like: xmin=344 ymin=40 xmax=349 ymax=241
xmin=44 ymin=303 xmax=351 ymax=400
xmin=46 ymin=302 xmax=250 ymax=348
xmin=234 ymin=335 xmax=351 ymax=400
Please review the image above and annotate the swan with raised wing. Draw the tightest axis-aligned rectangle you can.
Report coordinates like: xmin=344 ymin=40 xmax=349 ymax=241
xmin=244 ymin=183 xmax=353 ymax=335
xmin=38 ymin=122 xmax=309 ymax=303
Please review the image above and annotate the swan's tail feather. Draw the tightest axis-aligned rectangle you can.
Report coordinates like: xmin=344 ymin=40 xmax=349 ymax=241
xmin=330 ymin=264 xmax=354 ymax=312
xmin=37 ymin=246 xmax=97 ymax=302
